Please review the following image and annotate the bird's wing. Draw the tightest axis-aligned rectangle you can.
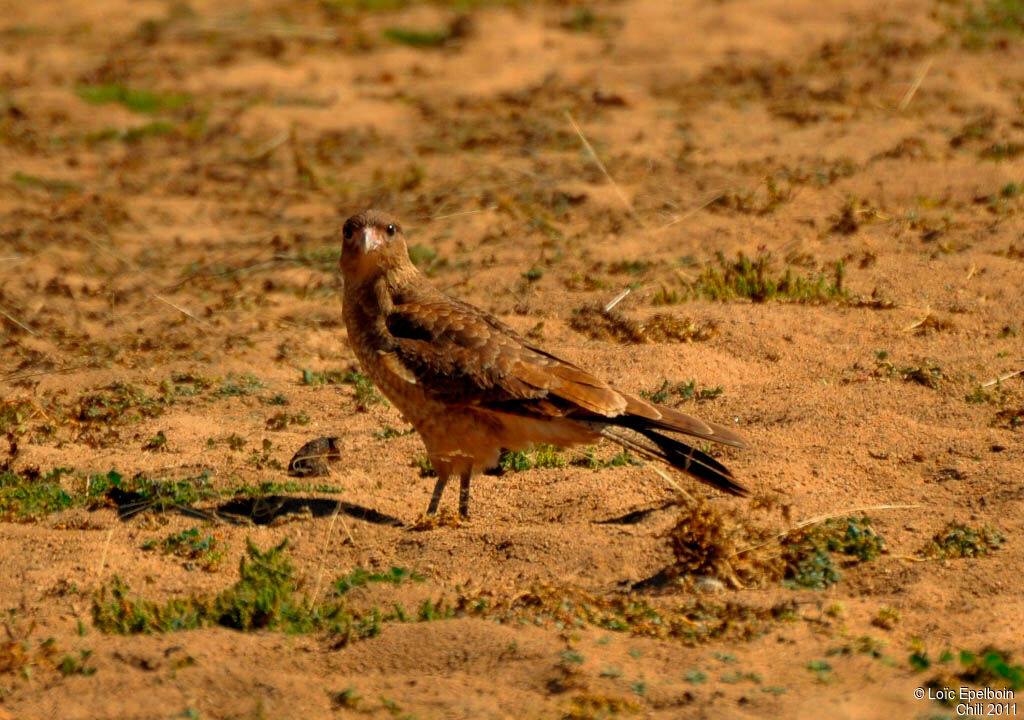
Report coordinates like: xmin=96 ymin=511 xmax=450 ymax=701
xmin=384 ymin=300 xmax=627 ymax=416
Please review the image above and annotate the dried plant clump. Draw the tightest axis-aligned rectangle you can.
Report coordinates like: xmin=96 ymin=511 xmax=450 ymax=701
xmin=664 ymin=502 xmax=784 ymax=588
xmin=663 ymin=503 xmax=886 ymax=590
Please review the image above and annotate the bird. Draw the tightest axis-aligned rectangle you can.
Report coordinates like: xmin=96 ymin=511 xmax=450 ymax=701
xmin=339 ymin=209 xmax=749 ymax=518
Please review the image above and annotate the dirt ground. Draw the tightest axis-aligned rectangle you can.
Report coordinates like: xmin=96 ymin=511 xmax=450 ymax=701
xmin=1 ymin=0 xmax=1023 ymax=717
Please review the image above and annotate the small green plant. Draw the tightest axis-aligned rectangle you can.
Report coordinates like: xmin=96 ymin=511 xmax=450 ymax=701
xmin=918 ymin=522 xmax=1005 ymax=559
xmin=685 ymin=669 xmax=707 ymax=684
xmin=57 ymin=649 xmax=96 ymax=676
xmin=143 ymin=431 xmax=168 ymax=451
xmin=561 ymin=649 xmax=585 ymax=665
xmin=248 ymin=439 xmax=283 ymax=470
xmin=783 ymin=516 xmax=885 ymax=589
xmin=521 ymin=267 xmax=544 ymax=282
xmin=872 ymin=607 xmax=901 ymax=630
xmin=265 ymin=412 xmax=311 ymax=431
xmin=374 ymin=426 xmax=414 ymax=440
xmin=806 ymin=659 xmax=833 ymax=682
xmin=569 ymin=448 xmax=640 ymax=470
xmin=329 ymin=687 xmax=361 ymax=709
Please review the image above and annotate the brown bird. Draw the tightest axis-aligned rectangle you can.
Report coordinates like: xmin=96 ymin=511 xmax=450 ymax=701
xmin=340 ymin=209 xmax=749 ymax=518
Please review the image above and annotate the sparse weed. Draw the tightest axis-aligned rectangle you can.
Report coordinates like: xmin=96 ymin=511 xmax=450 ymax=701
xmin=918 ymin=522 xmax=1005 ymax=559
xmin=143 ymin=527 xmax=224 ymax=572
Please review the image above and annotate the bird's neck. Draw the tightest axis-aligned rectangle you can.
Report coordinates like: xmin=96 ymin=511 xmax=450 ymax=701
xmin=343 ymin=264 xmax=431 ymax=341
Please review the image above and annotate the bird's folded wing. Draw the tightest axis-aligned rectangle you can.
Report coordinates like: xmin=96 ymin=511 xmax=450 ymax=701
xmin=385 ymin=302 xmax=627 ymax=416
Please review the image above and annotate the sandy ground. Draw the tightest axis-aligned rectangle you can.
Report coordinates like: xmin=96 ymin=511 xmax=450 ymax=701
xmin=1 ymin=0 xmax=1023 ymax=717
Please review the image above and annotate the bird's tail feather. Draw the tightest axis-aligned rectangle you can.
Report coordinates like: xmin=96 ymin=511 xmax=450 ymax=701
xmin=599 ymin=425 xmax=749 ymax=497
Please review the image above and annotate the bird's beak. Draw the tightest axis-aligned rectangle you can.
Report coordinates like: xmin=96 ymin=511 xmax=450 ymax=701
xmin=361 ymin=227 xmax=383 ymax=253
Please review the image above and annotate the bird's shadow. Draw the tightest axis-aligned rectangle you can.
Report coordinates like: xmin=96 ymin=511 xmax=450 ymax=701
xmin=215 ymin=496 xmax=403 ymax=527
xmin=103 ymin=488 xmax=402 ymax=527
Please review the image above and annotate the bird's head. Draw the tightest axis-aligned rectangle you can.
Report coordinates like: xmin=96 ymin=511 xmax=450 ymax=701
xmin=339 ymin=209 xmax=411 ymax=285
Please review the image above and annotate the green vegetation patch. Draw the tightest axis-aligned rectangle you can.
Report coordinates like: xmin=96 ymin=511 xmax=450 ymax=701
xmin=75 ymin=84 xmax=191 ymax=114
xmin=499 ymin=444 xmax=566 ymax=471
xmin=93 ymin=538 xmax=782 ymax=645
xmin=334 ymin=567 xmax=424 ymax=594
xmin=12 ymin=171 xmax=81 ymax=194
xmin=0 ymin=467 xmax=123 ymax=521
xmin=0 ymin=466 xmax=79 ymax=520
xmin=782 ymin=516 xmax=885 ymax=589
xmin=918 ymin=522 xmax=1005 ymax=559
xmin=382 ymin=26 xmax=451 ymax=47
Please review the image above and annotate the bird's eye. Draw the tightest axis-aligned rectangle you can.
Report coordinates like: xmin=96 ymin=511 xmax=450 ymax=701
xmin=343 ymin=226 xmax=353 ymax=240
xmin=386 ymin=224 xmax=396 ymax=236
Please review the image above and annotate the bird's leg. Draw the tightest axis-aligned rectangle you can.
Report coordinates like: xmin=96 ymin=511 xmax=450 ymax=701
xmin=458 ymin=470 xmax=472 ymax=518
xmin=426 ymin=474 xmax=450 ymax=515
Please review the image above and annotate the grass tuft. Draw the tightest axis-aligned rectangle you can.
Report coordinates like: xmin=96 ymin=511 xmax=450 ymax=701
xmin=690 ymin=252 xmax=848 ymax=304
